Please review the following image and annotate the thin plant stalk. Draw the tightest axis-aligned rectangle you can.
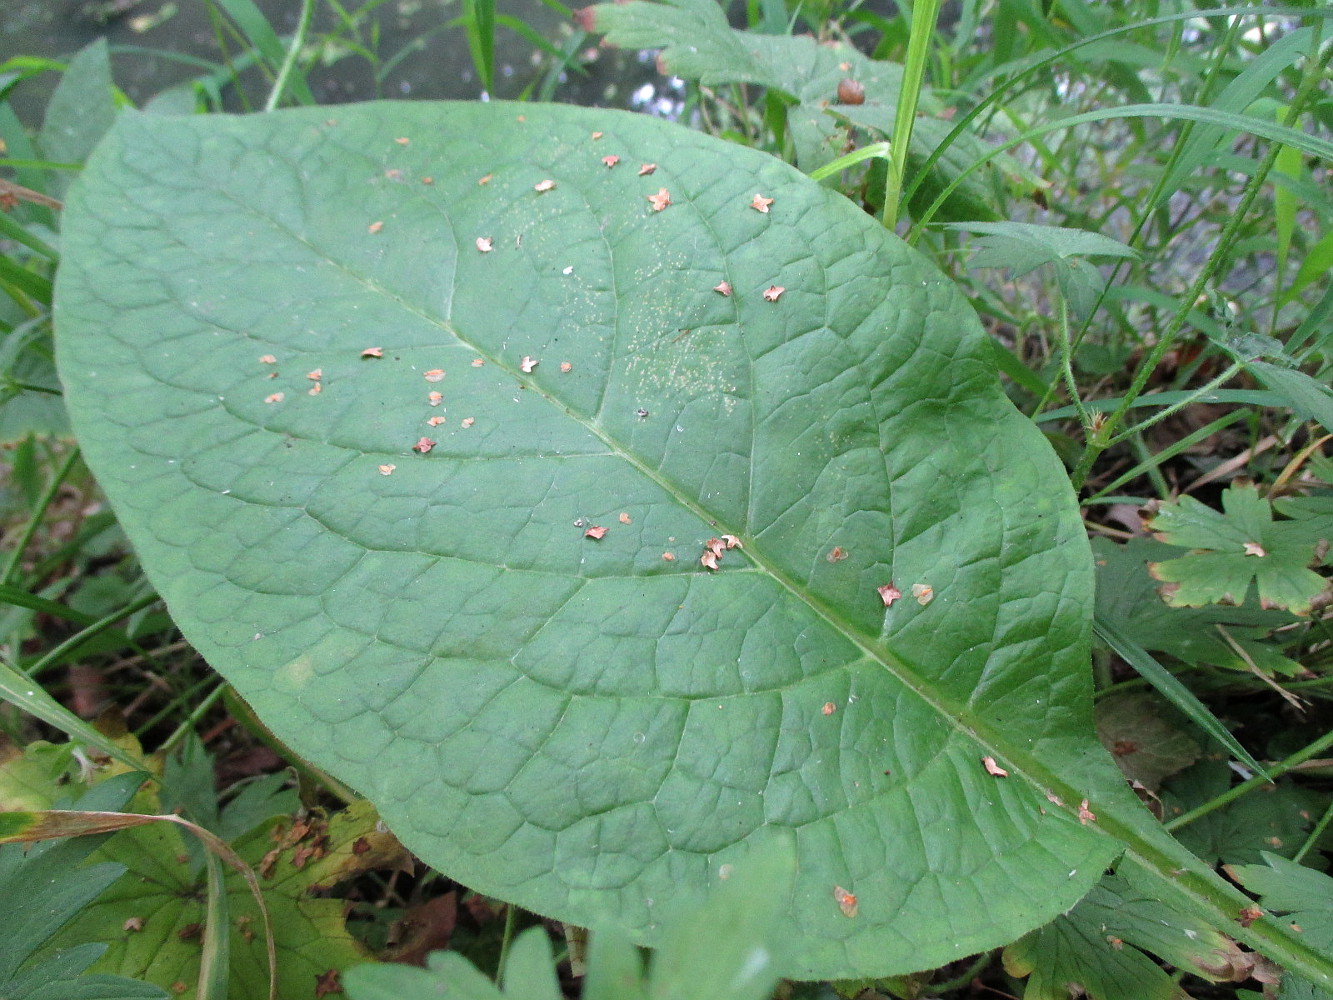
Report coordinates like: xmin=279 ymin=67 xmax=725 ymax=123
xmin=24 ymin=591 xmax=161 ymax=679
xmin=1 ymin=447 xmax=80 ymax=587
xmin=264 ymin=0 xmax=315 ymax=112
xmin=1055 ymin=298 xmax=1091 ymax=434
xmin=1166 ymin=726 xmax=1333 ymax=833
xmin=158 ymin=682 xmax=229 ymax=757
xmin=1294 ymin=801 xmax=1333 ymax=865
xmin=495 ymin=901 xmax=520 ymax=986
xmin=883 ymin=0 xmax=941 ymax=230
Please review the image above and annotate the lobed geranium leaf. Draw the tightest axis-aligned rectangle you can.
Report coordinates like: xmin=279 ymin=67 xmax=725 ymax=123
xmin=1148 ymin=484 xmax=1330 ymax=615
xmin=1004 ymin=865 xmax=1253 ymax=1000
xmin=52 ymin=101 xmax=1332 ymax=981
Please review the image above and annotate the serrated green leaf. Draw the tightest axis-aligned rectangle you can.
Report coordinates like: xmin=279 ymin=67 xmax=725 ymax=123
xmin=943 ymin=221 xmax=1139 ymax=319
xmin=1148 ymin=485 xmax=1329 ymax=616
xmin=591 ymin=0 xmax=1003 ymax=221
xmin=1004 ymin=915 xmax=1189 ymax=1000
xmin=44 ymin=793 xmax=403 ymax=1000
xmin=1245 ymin=361 xmax=1333 ymax=436
xmin=593 ymin=0 xmax=910 ymax=106
xmin=0 ymin=774 xmax=165 ymax=1000
xmin=1094 ymin=537 xmax=1302 ymax=676
xmin=1004 ymin=864 xmax=1252 ymax=1000
xmin=51 ymin=101 xmax=1330 ymax=983
xmin=1228 ymin=853 xmax=1333 ymax=1000
xmin=1273 ymin=494 xmax=1333 ymax=557
xmin=1163 ymin=760 xmax=1322 ymax=867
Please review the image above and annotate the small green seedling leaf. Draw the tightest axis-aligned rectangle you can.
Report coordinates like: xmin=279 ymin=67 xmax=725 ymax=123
xmin=1147 ymin=484 xmax=1330 ymax=615
xmin=344 ymin=928 xmax=546 ymax=1000
xmin=347 ymin=838 xmax=794 ymax=1000
xmin=943 ymin=221 xmax=1139 ymax=319
xmin=501 ymin=928 xmax=563 ymax=1000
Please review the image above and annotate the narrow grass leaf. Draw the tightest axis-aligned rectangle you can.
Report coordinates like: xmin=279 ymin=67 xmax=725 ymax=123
xmin=0 ymin=656 xmax=149 ymax=773
xmin=1245 ymin=361 xmax=1333 ymax=435
xmin=1153 ymin=28 xmax=1313 ymax=211
xmin=197 ymin=850 xmax=231 ymax=1000
xmin=1092 ymin=614 xmax=1268 ymax=779
xmin=214 ymin=0 xmax=316 ymax=105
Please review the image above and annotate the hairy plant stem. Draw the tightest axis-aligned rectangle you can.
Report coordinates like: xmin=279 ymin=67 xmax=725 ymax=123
xmin=263 ymin=0 xmax=315 ymax=112
xmin=1165 ymin=726 xmax=1333 ymax=833
xmin=1069 ymin=24 xmax=1330 ymax=490
xmin=1107 ymin=361 xmax=1243 ymax=446
xmin=1056 ymin=298 xmax=1091 ymax=433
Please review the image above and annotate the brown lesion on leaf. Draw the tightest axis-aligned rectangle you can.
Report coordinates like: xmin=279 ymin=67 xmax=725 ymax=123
xmin=982 ymin=756 xmax=1009 ymax=778
xmin=833 ymin=885 xmax=858 ymax=918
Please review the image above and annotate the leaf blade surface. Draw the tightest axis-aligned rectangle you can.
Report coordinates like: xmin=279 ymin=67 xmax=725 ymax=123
xmin=56 ymin=101 xmax=1120 ymax=977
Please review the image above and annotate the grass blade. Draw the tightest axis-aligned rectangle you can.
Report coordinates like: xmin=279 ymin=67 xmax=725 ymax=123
xmin=1093 ymin=613 xmax=1270 ymax=780
xmin=0 ymin=654 xmax=149 ymax=773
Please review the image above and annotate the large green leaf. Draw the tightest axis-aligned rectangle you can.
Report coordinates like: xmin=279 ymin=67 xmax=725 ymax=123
xmin=50 ymin=102 xmax=1324 ymax=981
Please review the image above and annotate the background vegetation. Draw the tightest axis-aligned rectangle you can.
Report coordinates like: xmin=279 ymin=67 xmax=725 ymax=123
xmin=1 ymin=0 xmax=1331 ymax=997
